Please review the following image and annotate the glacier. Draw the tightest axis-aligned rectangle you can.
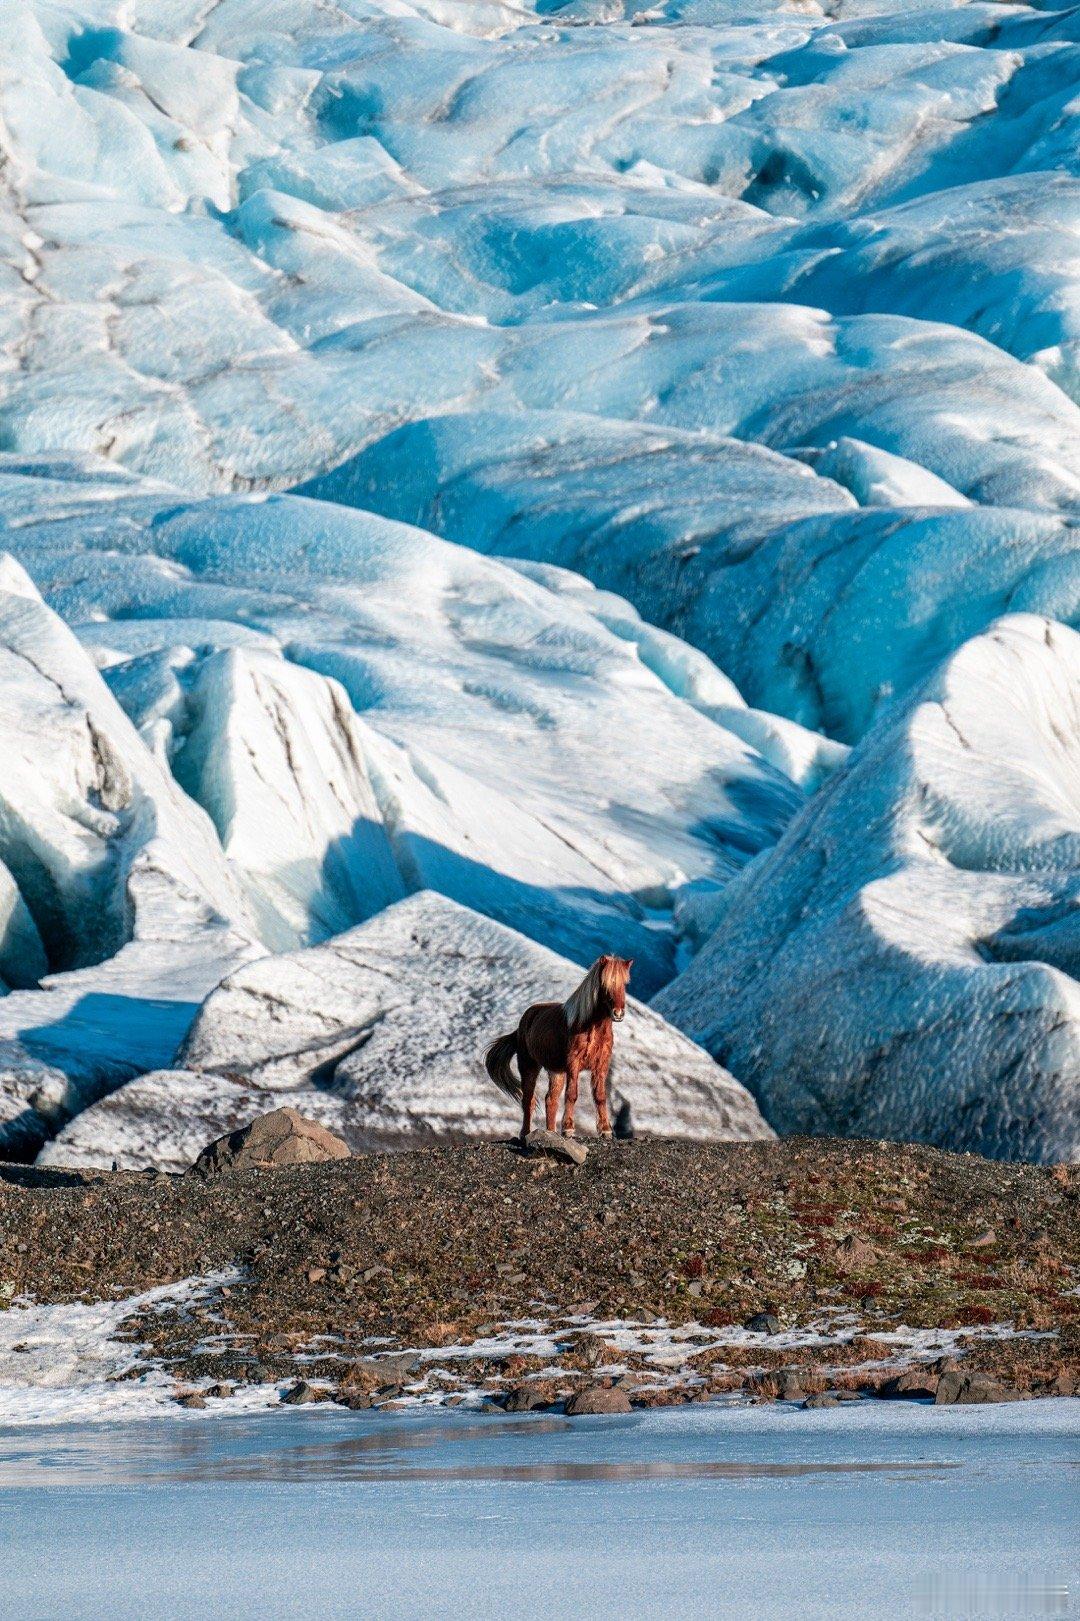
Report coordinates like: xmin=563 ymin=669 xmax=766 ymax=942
xmin=0 ymin=477 xmax=803 ymax=1159
xmin=0 ymin=0 xmax=1075 ymax=1162
xmin=656 ymin=616 xmax=1080 ymax=1163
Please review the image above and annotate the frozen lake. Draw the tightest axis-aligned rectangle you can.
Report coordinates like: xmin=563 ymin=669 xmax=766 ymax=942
xmin=3 ymin=1401 xmax=1076 ymax=1619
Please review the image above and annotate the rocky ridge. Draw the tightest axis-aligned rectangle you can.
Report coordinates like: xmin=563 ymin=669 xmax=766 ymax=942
xmin=2 ymin=1137 xmax=1076 ymax=1414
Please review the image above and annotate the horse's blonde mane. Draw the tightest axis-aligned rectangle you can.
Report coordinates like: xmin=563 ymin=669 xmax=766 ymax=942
xmin=563 ymin=955 xmax=629 ymax=1030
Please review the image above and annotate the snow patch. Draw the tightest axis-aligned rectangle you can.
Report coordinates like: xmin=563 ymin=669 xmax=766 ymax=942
xmin=0 ymin=1271 xmax=270 ymax=1426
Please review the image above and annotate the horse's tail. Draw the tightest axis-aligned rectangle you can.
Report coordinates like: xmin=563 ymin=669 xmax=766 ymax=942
xmin=485 ymin=1031 xmax=522 ymax=1102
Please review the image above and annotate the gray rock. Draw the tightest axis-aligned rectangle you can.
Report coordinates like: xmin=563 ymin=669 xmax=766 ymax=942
xmin=349 ymin=1354 xmax=420 ymax=1384
xmin=879 ymin=1368 xmax=938 ymax=1400
xmin=175 ymin=1392 xmax=207 ymax=1409
xmin=334 ymin=1389 xmax=375 ymax=1410
xmin=801 ymin=1393 xmax=840 ymax=1409
xmin=565 ymin=1385 xmax=633 ymax=1415
xmin=935 ymin=1371 xmax=1024 ymax=1406
xmin=573 ymin=1332 xmax=617 ymax=1368
xmin=504 ymin=1385 xmax=545 ymax=1413
xmin=190 ymin=1107 xmax=350 ymax=1175
xmin=745 ymin=1311 xmax=781 ymax=1335
xmin=281 ymin=1380 xmax=321 ymax=1405
xmin=525 ymin=1128 xmax=588 ymax=1166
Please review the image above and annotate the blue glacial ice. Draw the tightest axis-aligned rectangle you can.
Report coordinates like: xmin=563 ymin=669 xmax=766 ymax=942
xmin=0 ymin=0 xmax=1076 ymax=1162
xmin=656 ymin=615 xmax=1080 ymax=1162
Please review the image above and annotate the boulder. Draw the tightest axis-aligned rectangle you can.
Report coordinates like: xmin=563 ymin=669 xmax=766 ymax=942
xmin=504 ymin=1385 xmax=545 ymax=1413
xmin=347 ymin=1355 xmax=421 ymax=1385
xmin=281 ymin=1380 xmax=321 ymax=1405
xmin=565 ymin=1385 xmax=633 ymax=1415
xmin=525 ymin=1128 xmax=588 ymax=1167
xmin=934 ymin=1371 xmax=1024 ymax=1406
xmin=572 ymin=1332 xmax=619 ymax=1368
xmin=879 ymin=1367 xmax=939 ymax=1400
xmin=744 ymin=1311 xmax=781 ymax=1335
xmin=189 ymin=1107 xmax=350 ymax=1175
xmin=746 ymin=1367 xmax=807 ymax=1400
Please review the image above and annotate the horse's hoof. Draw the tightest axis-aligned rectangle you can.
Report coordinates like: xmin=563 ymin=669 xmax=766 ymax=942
xmin=599 ymin=1129 xmax=613 ymax=1140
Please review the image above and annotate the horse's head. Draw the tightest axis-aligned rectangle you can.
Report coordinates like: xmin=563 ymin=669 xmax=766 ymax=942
xmin=601 ymin=955 xmax=633 ymax=1021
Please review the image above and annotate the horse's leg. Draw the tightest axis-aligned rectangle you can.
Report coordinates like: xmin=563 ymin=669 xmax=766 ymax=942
xmin=562 ymin=1060 xmax=581 ymax=1137
xmin=519 ymin=1054 xmax=540 ymax=1141
xmin=590 ymin=1053 xmax=612 ymax=1138
xmin=545 ymin=1071 xmax=565 ymax=1132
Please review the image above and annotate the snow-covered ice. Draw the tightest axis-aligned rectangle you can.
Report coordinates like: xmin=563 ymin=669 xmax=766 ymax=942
xmin=324 ymin=405 xmax=1080 ymax=743
xmin=0 ymin=1270 xmax=253 ymax=1426
xmin=0 ymin=1402 xmax=1076 ymax=1620
xmin=0 ymin=459 xmax=809 ymax=1160
xmin=0 ymin=554 xmax=252 ymax=976
xmin=44 ymin=892 xmax=771 ymax=1169
xmin=2 ymin=0 xmax=1079 ymax=512
xmin=0 ymin=556 xmax=260 ymax=1157
xmin=0 ymin=462 xmax=807 ymax=994
xmin=657 ymin=616 xmax=1080 ymax=1163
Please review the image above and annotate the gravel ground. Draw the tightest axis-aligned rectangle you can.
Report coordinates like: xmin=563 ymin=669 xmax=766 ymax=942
xmin=2 ymin=1137 xmax=1076 ymax=1409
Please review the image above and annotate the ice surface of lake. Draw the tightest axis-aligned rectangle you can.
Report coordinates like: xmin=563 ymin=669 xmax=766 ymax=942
xmin=3 ymin=1401 xmax=1076 ymax=1619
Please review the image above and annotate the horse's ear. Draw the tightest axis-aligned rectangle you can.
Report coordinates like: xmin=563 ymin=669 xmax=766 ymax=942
xmin=624 ymin=957 xmax=634 ymax=972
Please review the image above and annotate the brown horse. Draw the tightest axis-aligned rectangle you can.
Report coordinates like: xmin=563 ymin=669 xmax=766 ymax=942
xmin=484 ymin=955 xmax=632 ymax=1140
